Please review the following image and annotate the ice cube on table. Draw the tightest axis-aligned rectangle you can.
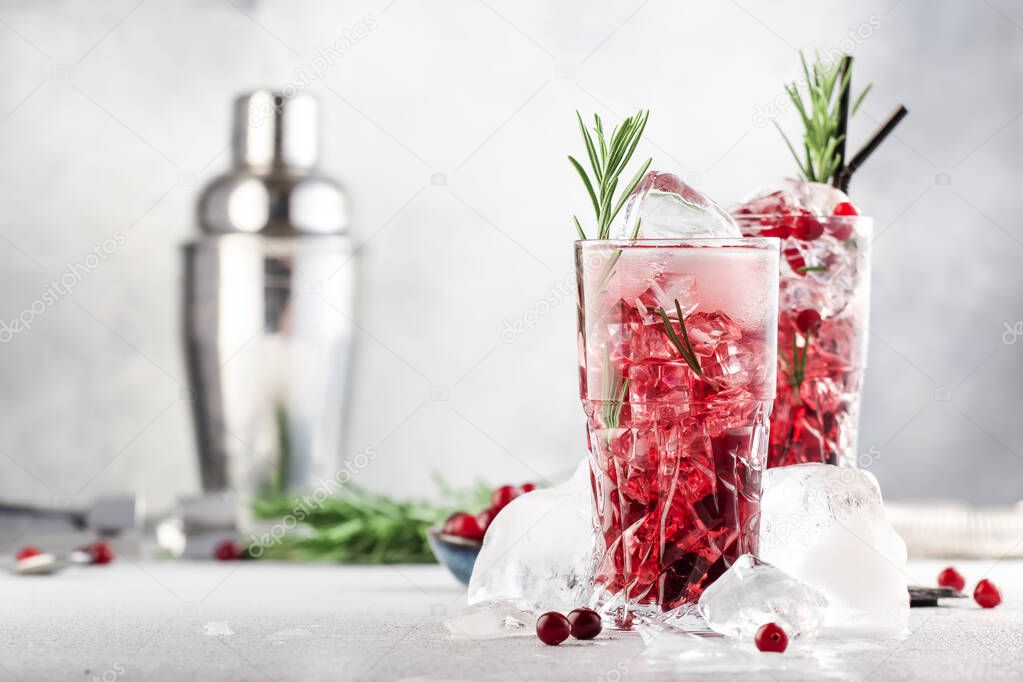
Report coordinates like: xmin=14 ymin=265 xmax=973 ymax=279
xmin=759 ymin=464 xmax=909 ymax=634
xmin=639 ymin=622 xmax=890 ymax=677
xmin=467 ymin=460 xmax=593 ymax=613
xmin=612 ymin=171 xmax=742 ymax=239
xmin=697 ymin=554 xmax=828 ymax=639
xmin=443 ymin=600 xmax=535 ymax=640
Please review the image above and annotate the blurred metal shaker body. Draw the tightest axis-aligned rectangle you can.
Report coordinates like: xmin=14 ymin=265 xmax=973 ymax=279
xmin=183 ymin=91 xmax=355 ymax=506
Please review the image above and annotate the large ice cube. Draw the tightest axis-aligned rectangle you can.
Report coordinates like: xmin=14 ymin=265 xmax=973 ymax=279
xmin=467 ymin=460 xmax=593 ymax=613
xmin=697 ymin=554 xmax=828 ymax=639
xmin=759 ymin=464 xmax=909 ymax=634
xmin=613 ymin=171 xmax=742 ymax=239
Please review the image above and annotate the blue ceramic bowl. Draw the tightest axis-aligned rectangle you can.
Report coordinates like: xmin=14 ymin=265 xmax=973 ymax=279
xmin=427 ymin=529 xmax=482 ymax=584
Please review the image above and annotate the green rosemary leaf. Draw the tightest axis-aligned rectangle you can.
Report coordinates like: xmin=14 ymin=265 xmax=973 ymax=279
xmin=609 ymin=111 xmax=648 ymax=181
xmin=774 ymin=120 xmax=809 ymax=179
xmin=631 ymin=216 xmax=643 ymax=240
xmin=573 ymin=215 xmax=587 ymax=240
xmin=568 ymin=155 xmax=600 ymax=219
xmin=799 ymin=52 xmax=814 ymax=96
xmin=673 ymin=298 xmax=703 ymax=377
xmin=599 ymin=177 xmax=617 ymax=237
xmin=609 ymin=156 xmax=651 ymax=228
xmin=851 ymin=83 xmax=872 ymax=115
xmin=785 ymin=83 xmax=812 ymax=131
xmin=803 ymin=140 xmax=816 ymax=181
xmin=655 ymin=303 xmax=703 ymax=379
xmin=576 ymin=112 xmax=602 ymax=184
xmin=796 ymin=265 xmax=828 ymax=273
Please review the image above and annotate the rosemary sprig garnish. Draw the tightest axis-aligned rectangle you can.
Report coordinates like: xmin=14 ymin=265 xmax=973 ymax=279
xmin=600 ymin=345 xmax=629 ymax=431
xmin=775 ymin=52 xmax=871 ymax=184
xmin=570 ymin=110 xmax=652 ymax=239
xmin=656 ymin=298 xmax=705 ymax=380
xmin=780 ymin=329 xmax=813 ymax=395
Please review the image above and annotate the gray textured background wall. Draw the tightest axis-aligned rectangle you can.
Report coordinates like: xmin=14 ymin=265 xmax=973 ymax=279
xmin=1 ymin=0 xmax=1020 ymax=512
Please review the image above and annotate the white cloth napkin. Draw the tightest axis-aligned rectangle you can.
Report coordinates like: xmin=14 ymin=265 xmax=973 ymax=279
xmin=887 ymin=500 xmax=1023 ymax=559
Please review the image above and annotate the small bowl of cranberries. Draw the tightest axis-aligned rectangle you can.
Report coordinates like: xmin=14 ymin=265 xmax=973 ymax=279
xmin=428 ymin=482 xmax=536 ymax=584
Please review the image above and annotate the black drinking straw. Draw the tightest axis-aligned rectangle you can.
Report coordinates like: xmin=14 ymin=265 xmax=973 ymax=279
xmin=833 ymin=55 xmax=853 ymax=189
xmin=836 ymin=105 xmax=909 ymax=193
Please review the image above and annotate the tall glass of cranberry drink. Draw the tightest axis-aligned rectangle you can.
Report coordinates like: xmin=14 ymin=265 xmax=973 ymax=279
xmin=576 ymin=238 xmax=779 ymax=622
xmin=732 ymin=198 xmax=872 ymax=468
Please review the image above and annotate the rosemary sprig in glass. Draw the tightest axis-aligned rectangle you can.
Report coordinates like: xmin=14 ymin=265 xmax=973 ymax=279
xmin=569 ymin=110 xmax=652 ymax=239
xmin=780 ymin=329 xmax=813 ymax=396
xmin=600 ymin=346 xmax=629 ymax=432
xmin=775 ymin=52 xmax=871 ymax=184
xmin=655 ymin=298 xmax=705 ymax=380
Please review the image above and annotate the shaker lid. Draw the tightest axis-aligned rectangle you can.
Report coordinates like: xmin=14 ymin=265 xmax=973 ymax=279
xmin=197 ymin=90 xmax=349 ymax=236
xmin=233 ymin=90 xmax=318 ymax=172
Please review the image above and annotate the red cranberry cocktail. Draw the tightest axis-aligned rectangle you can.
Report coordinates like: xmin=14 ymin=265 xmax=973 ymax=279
xmin=733 ymin=196 xmax=872 ymax=468
xmin=576 ymin=239 xmax=778 ymax=622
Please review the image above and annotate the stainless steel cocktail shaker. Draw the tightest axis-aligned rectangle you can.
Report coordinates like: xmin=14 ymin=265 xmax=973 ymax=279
xmin=183 ymin=91 xmax=355 ymax=513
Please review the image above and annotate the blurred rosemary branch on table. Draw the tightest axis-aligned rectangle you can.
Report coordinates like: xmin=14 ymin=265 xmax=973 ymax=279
xmin=250 ymin=478 xmax=491 ymax=564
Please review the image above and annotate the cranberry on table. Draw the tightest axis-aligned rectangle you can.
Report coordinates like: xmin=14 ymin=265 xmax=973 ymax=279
xmin=535 ymin=612 xmax=571 ymax=646
xmin=795 ymin=309 xmax=822 ymax=334
xmin=567 ymin=607 xmax=602 ymax=640
xmin=974 ymin=579 xmax=1002 ymax=608
xmin=442 ymin=512 xmax=484 ymax=541
xmin=490 ymin=485 xmax=520 ymax=510
xmin=88 ymin=540 xmax=115 ymax=565
xmin=755 ymin=622 xmax=788 ymax=653
xmin=521 ymin=483 xmax=537 ymax=493
xmin=15 ymin=546 xmax=42 ymax=561
xmin=937 ymin=566 xmax=966 ymax=592
xmin=214 ymin=539 xmax=244 ymax=561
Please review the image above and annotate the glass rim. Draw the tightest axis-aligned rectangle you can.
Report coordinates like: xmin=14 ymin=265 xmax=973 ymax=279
xmin=574 ymin=236 xmax=779 ymax=249
xmin=731 ymin=213 xmax=873 ymax=222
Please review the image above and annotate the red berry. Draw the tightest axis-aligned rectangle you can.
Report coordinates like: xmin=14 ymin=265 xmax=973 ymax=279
xmin=475 ymin=507 xmax=498 ymax=535
xmin=783 ymin=245 xmax=806 ymax=274
xmin=833 ymin=201 xmax=859 ymax=216
xmin=759 ymin=217 xmax=792 ymax=240
xmin=567 ymin=607 xmax=602 ymax=640
xmin=937 ymin=566 xmax=966 ymax=592
xmin=791 ymin=215 xmax=823 ymax=241
xmin=442 ymin=512 xmax=483 ymax=541
xmin=755 ymin=622 xmax=788 ymax=653
xmin=795 ymin=309 xmax=822 ymax=334
xmin=89 ymin=540 xmax=115 ymax=565
xmin=535 ymin=612 xmax=571 ymax=646
xmin=521 ymin=483 xmax=537 ymax=493
xmin=828 ymin=217 xmax=855 ymax=241
xmin=15 ymin=546 xmax=42 ymax=561
xmin=491 ymin=485 xmax=520 ymax=510
xmin=974 ymin=579 xmax=1002 ymax=608
xmin=214 ymin=539 xmax=244 ymax=561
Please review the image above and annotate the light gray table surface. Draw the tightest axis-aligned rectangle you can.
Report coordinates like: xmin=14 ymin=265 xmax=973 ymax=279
xmin=1 ymin=557 xmax=1020 ymax=681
